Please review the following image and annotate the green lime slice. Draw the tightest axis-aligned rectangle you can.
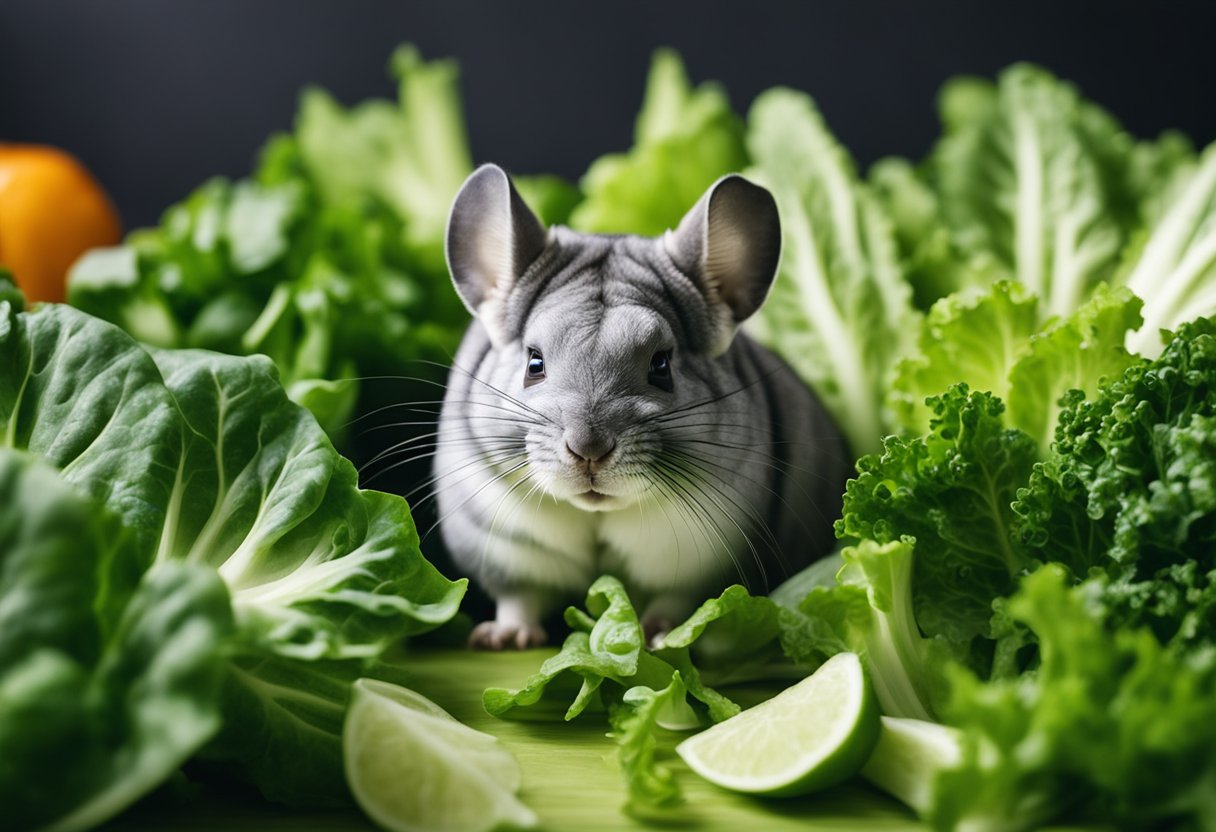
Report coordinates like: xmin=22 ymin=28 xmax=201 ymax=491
xmin=675 ymin=652 xmax=880 ymax=796
xmin=344 ymin=678 xmax=537 ymax=832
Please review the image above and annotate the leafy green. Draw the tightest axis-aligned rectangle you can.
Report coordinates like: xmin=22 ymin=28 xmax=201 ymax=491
xmin=821 ymin=318 xmax=1216 ymax=830
xmin=891 ymin=281 xmax=1143 ymax=452
xmin=745 ymin=88 xmax=918 ymax=456
xmin=610 ymin=672 xmax=688 ymax=811
xmin=837 ymin=385 xmax=1038 ymax=646
xmin=934 ymin=566 xmax=1216 ymax=832
xmin=1122 ymin=142 xmax=1216 ymax=358
xmin=1014 ymin=317 xmax=1216 ymax=643
xmin=568 ymin=49 xmax=747 ymax=236
xmin=487 ymin=578 xmax=830 ymax=810
xmin=0 ymin=448 xmax=233 ymax=832
xmin=67 ymin=46 xmax=479 ymax=440
xmin=925 ymin=65 xmax=1130 ymax=321
xmin=802 ymin=540 xmax=949 ymax=721
xmin=891 ymin=281 xmax=1039 ymax=435
xmin=1 ymin=298 xmax=466 ymax=807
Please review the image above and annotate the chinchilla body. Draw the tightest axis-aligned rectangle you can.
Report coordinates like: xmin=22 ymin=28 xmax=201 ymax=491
xmin=434 ymin=165 xmax=851 ymax=648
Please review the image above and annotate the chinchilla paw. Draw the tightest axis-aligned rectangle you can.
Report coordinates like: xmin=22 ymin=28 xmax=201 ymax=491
xmin=468 ymin=620 xmax=549 ymax=650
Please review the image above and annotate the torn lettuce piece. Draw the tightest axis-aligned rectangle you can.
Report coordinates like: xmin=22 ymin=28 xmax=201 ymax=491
xmin=568 ymin=49 xmax=747 ymax=236
xmin=484 ymin=577 xmax=679 ymax=720
xmin=0 ymin=449 xmax=233 ymax=832
xmin=610 ymin=673 xmax=689 ymax=812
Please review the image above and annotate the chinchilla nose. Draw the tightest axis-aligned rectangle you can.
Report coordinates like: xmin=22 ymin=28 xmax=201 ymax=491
xmin=565 ymin=426 xmax=616 ymax=467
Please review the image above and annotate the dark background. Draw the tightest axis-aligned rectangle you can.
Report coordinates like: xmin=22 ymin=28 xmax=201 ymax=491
xmin=2 ymin=0 xmax=1215 ymax=230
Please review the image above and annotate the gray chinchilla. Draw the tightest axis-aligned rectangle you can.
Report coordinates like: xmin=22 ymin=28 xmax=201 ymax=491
xmin=435 ymin=164 xmax=851 ymax=650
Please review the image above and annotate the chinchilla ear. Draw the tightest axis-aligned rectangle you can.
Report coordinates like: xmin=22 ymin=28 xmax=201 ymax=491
xmin=446 ymin=164 xmax=549 ymax=343
xmin=664 ymin=175 xmax=781 ymax=345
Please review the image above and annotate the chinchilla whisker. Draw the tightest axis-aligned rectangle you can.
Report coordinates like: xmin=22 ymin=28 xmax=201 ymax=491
xmin=368 ymin=445 xmax=524 ymax=493
xmin=350 ymin=398 xmax=543 ymax=428
xmin=633 ymin=470 xmax=685 ymax=596
xmin=652 ymin=367 xmax=785 ymax=422
xmin=421 ymin=458 xmax=531 ymax=542
xmin=396 ymin=448 xmax=527 ymax=502
xmin=658 ymin=452 xmax=780 ymax=588
xmin=667 ymin=445 xmax=827 ymax=543
xmin=666 ymin=449 xmax=787 ymax=554
xmin=650 ymin=465 xmax=746 ymax=587
xmin=359 ymin=412 xmax=538 ymax=436
xmin=664 ymin=433 xmax=839 ymax=482
xmin=361 ymin=432 xmax=524 ymax=473
xmin=411 ymin=358 xmax=558 ymax=427
xmin=663 ymin=449 xmax=796 ymax=580
xmin=362 ymin=439 xmax=524 ymax=479
xmin=657 ymin=416 xmax=845 ymax=443
xmin=479 ymin=475 xmax=546 ymax=576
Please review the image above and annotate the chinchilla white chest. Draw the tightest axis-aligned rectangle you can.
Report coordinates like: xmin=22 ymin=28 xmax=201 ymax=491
xmin=434 ymin=165 xmax=850 ymax=649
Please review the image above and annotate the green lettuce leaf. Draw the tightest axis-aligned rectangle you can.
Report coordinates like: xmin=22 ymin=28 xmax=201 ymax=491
xmin=1121 ymin=142 xmax=1216 ymax=358
xmin=892 ymin=281 xmax=1142 ymax=452
xmin=0 ymin=449 xmax=233 ymax=832
xmin=932 ymin=566 xmax=1216 ymax=832
xmin=610 ymin=673 xmax=688 ymax=812
xmin=1015 ymin=317 xmax=1216 ymax=644
xmin=1004 ymin=283 xmax=1142 ymax=451
xmin=568 ymin=49 xmax=747 ymax=236
xmin=801 ymin=540 xmax=950 ymax=721
xmin=930 ymin=65 xmax=1128 ymax=321
xmin=745 ymin=88 xmax=918 ymax=456
xmin=837 ymin=386 xmax=1038 ymax=646
xmin=891 ymin=281 xmax=1039 ymax=434
xmin=68 ymin=46 xmax=477 ymax=441
xmin=2 ymin=300 xmax=465 ymax=806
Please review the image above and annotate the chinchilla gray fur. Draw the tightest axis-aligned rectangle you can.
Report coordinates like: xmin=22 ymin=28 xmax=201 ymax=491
xmin=434 ymin=164 xmax=851 ymax=649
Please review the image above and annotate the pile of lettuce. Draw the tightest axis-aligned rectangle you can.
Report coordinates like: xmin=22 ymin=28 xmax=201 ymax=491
xmin=482 ymin=56 xmax=1216 ymax=832
xmin=0 ymin=276 xmax=465 ymax=831
xmin=65 ymin=46 xmax=576 ymax=441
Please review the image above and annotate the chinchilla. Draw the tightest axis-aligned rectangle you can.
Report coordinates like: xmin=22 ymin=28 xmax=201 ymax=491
xmin=434 ymin=164 xmax=851 ymax=649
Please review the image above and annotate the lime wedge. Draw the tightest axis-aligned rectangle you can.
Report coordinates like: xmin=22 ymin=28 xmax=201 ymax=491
xmin=344 ymin=678 xmax=537 ymax=832
xmin=675 ymin=652 xmax=879 ymax=796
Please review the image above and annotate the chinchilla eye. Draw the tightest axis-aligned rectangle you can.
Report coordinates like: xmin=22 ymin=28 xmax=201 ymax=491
xmin=648 ymin=350 xmax=673 ymax=392
xmin=525 ymin=348 xmax=546 ymax=386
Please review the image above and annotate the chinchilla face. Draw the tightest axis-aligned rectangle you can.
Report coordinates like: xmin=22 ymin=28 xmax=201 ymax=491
xmin=443 ymin=164 xmax=781 ymax=513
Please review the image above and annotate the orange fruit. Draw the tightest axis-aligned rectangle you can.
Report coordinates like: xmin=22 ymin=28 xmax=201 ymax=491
xmin=0 ymin=143 xmax=122 ymax=304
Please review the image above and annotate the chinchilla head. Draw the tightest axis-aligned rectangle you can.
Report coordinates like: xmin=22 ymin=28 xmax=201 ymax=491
xmin=444 ymin=164 xmax=781 ymax=513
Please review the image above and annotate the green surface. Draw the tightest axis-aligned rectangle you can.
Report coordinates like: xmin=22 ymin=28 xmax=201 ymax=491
xmin=102 ymin=648 xmax=920 ymax=831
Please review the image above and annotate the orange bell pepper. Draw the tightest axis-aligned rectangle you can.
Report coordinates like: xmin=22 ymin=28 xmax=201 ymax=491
xmin=0 ymin=143 xmax=122 ymax=304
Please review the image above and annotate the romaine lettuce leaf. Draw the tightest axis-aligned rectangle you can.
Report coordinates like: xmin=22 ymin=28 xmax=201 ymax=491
xmin=1121 ymin=142 xmax=1216 ymax=358
xmin=931 ymin=65 xmax=1128 ymax=321
xmin=745 ymin=88 xmax=918 ymax=456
